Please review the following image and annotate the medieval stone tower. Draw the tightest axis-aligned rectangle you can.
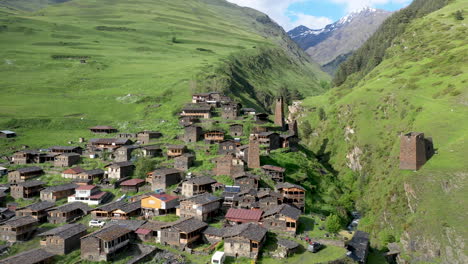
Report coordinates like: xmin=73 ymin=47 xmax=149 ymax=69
xmin=248 ymin=135 xmax=260 ymax=169
xmin=399 ymin=132 xmax=434 ymax=171
xmin=274 ymin=97 xmax=285 ymax=129
xmin=289 ymin=120 xmax=298 ymax=136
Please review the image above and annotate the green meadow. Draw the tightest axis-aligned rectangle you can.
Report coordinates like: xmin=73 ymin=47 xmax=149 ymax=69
xmin=0 ymin=0 xmax=328 ymax=155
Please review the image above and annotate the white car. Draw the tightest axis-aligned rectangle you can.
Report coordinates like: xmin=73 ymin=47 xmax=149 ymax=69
xmin=89 ymin=219 xmax=106 ymax=228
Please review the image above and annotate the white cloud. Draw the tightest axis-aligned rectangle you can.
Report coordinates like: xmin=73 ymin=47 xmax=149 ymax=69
xmin=227 ymin=0 xmax=330 ymax=30
xmin=329 ymin=0 xmax=410 ymax=12
xmin=227 ymin=0 xmax=409 ymax=30
xmin=289 ymin=12 xmax=333 ymax=30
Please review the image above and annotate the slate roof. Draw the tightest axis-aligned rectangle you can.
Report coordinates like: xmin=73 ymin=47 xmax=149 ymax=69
xmin=347 ymin=231 xmax=370 ymax=263
xmin=39 ymin=223 xmax=87 ymax=239
xmin=21 ymin=201 xmax=56 ymax=212
xmin=182 ymin=105 xmax=212 ymax=111
xmin=258 ymin=132 xmax=278 ymax=137
xmin=107 ymin=220 xmax=146 ymax=231
xmin=202 ymin=226 xmax=226 ymax=237
xmin=120 ymin=178 xmax=145 ymax=186
xmin=0 ymin=248 xmax=54 ymax=264
xmin=84 ymin=224 xmax=132 ymax=242
xmin=113 ymin=201 xmax=141 ymax=214
xmin=17 ymin=180 xmax=45 ymax=188
xmin=182 ymin=193 xmax=221 ymax=205
xmin=173 ymin=218 xmax=207 ymax=233
xmin=184 ymin=176 xmax=216 ymax=186
xmin=80 ymin=169 xmax=105 ymax=176
xmin=151 ymin=168 xmax=181 ymax=176
xmin=1 ymin=216 xmax=37 ymax=227
xmin=225 ymin=208 xmax=263 ymax=222
xmin=139 ymin=221 xmax=168 ymax=231
xmin=263 ymin=204 xmax=301 ymax=220
xmin=50 ymin=202 xmax=92 ymax=214
xmin=50 ymin=146 xmax=82 ymax=151
xmin=56 ymin=153 xmax=80 ymax=157
xmin=166 ymin=145 xmax=186 ymax=150
xmin=89 ymin=138 xmax=130 ymax=145
xmin=105 ymin=161 xmax=134 ymax=169
xmin=261 ymin=165 xmax=285 ymax=172
xmin=223 ymin=223 xmax=267 ymax=242
xmin=142 ymin=145 xmax=161 ymax=150
xmin=277 ymin=239 xmax=299 ymax=249
xmin=41 ymin=183 xmax=77 ymax=193
xmin=16 ymin=166 xmax=43 ymax=174
xmin=95 ymin=200 xmax=128 ymax=212
xmin=275 ymin=182 xmax=306 ymax=191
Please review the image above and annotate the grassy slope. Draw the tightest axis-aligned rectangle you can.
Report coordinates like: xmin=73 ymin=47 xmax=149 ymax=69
xmin=0 ymin=0 xmax=328 ymax=154
xmin=299 ymin=1 xmax=467 ymax=262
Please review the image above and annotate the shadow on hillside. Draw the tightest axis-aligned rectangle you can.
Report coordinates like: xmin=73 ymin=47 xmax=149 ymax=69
xmin=298 ymin=141 xmax=338 ymax=176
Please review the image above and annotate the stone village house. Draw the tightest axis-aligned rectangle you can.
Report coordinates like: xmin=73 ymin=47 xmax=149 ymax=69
xmin=159 ymin=217 xmax=208 ymax=248
xmin=50 ymin=146 xmax=83 ymax=155
xmin=54 ymin=153 xmax=81 ymax=167
xmin=0 ymin=216 xmax=38 ymax=242
xmin=47 ymin=202 xmax=92 ymax=224
xmin=11 ymin=180 xmax=45 ymax=199
xmin=39 ymin=223 xmax=87 ymax=255
xmin=166 ymin=145 xmax=187 ymax=158
xmin=174 ymin=153 xmax=195 ymax=171
xmin=229 ymin=124 xmax=244 ymax=137
xmin=81 ymin=224 xmax=132 ymax=262
xmin=177 ymin=193 xmax=222 ymax=221
xmin=15 ymin=201 xmax=55 ymax=223
xmin=120 ymin=178 xmax=146 ymax=192
xmin=8 ymin=166 xmax=44 ymax=184
xmin=147 ymin=168 xmax=183 ymax=191
xmin=0 ymin=248 xmax=54 ymax=264
xmin=261 ymin=165 xmax=286 ymax=183
xmin=276 ymin=182 xmax=306 ymax=212
xmin=137 ymin=131 xmax=162 ymax=144
xmin=261 ymin=204 xmax=301 ymax=234
xmin=181 ymin=176 xmax=216 ymax=197
xmin=218 ymin=140 xmax=237 ymax=155
xmin=183 ymin=125 xmax=203 ymax=143
xmin=40 ymin=183 xmax=78 ymax=202
xmin=105 ymin=161 xmax=135 ymax=180
xmin=224 ymin=223 xmax=267 ymax=259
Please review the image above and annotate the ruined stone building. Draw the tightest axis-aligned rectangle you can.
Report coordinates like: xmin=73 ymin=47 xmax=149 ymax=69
xmin=214 ymin=154 xmax=245 ymax=177
xmin=229 ymin=124 xmax=244 ymax=137
xmin=221 ymin=102 xmax=241 ymax=119
xmin=184 ymin=125 xmax=202 ymax=143
xmin=399 ymin=132 xmax=434 ymax=171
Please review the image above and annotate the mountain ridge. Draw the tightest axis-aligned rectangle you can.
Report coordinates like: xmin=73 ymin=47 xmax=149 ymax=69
xmin=288 ymin=7 xmax=392 ymax=67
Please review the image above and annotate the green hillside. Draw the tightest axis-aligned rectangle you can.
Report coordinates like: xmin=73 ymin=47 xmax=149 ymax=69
xmin=297 ymin=0 xmax=467 ymax=262
xmin=0 ymin=0 xmax=328 ymax=153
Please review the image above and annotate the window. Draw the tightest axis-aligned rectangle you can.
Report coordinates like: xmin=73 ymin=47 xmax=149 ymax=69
xmin=252 ymin=242 xmax=258 ymax=248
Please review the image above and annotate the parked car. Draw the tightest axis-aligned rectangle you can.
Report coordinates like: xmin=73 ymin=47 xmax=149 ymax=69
xmin=89 ymin=219 xmax=106 ymax=228
xmin=308 ymin=242 xmax=323 ymax=253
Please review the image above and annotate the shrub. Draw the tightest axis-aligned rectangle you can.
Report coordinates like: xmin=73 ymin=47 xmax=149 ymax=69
xmin=453 ymin=10 xmax=464 ymax=20
xmin=325 ymin=214 xmax=342 ymax=233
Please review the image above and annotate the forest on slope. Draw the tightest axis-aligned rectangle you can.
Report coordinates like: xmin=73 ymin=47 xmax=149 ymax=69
xmin=296 ymin=0 xmax=467 ymax=262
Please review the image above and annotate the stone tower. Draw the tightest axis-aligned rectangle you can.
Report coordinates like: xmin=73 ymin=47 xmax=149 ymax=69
xmin=289 ymin=120 xmax=298 ymax=136
xmin=399 ymin=132 xmax=433 ymax=171
xmin=274 ymin=97 xmax=284 ymax=128
xmin=247 ymin=135 xmax=260 ymax=169
xmin=184 ymin=126 xmax=202 ymax=143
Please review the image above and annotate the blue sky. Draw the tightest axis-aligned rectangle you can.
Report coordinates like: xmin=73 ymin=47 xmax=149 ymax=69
xmin=227 ymin=0 xmax=410 ymax=30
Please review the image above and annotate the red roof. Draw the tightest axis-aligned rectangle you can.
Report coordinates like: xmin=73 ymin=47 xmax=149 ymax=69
xmin=225 ymin=208 xmax=263 ymax=222
xmin=150 ymin=194 xmax=179 ymax=203
xmin=76 ymin=185 xmax=97 ymax=191
xmin=63 ymin=167 xmax=85 ymax=174
xmin=121 ymin=179 xmax=145 ymax=186
xmin=135 ymin=228 xmax=151 ymax=235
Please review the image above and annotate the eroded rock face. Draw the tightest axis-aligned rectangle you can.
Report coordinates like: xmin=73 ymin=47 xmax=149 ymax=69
xmin=346 ymin=146 xmax=363 ymax=171
xmin=287 ymin=101 xmax=304 ymax=123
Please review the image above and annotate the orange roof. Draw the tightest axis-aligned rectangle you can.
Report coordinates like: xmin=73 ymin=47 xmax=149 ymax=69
xmin=63 ymin=167 xmax=85 ymax=174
